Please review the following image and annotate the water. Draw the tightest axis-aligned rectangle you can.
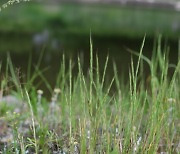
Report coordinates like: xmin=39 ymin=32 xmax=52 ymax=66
xmin=0 ymin=34 xmax=179 ymax=94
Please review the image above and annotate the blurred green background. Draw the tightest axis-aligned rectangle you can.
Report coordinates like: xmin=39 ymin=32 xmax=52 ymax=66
xmin=0 ymin=0 xmax=179 ymax=87
xmin=0 ymin=1 xmax=179 ymax=52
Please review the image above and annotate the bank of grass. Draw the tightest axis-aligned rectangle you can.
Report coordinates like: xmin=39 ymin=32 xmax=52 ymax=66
xmin=0 ymin=38 xmax=180 ymax=153
xmin=0 ymin=2 xmax=180 ymax=39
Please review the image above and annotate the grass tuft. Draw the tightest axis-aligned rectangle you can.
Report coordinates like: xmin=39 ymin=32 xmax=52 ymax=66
xmin=0 ymin=38 xmax=179 ymax=153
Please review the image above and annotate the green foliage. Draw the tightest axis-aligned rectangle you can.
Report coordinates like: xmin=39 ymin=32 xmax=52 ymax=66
xmin=0 ymin=3 xmax=179 ymax=38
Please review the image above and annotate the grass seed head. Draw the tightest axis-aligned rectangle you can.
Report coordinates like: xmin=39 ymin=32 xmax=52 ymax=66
xmin=167 ymin=98 xmax=176 ymax=103
xmin=54 ymin=88 xmax=61 ymax=94
xmin=37 ymin=89 xmax=43 ymax=95
xmin=37 ymin=89 xmax=43 ymax=105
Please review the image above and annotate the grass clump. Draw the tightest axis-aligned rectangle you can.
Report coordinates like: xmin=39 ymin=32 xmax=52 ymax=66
xmin=0 ymin=38 xmax=179 ymax=153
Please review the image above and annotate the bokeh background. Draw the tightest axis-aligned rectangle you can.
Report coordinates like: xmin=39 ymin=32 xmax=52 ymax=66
xmin=0 ymin=0 xmax=180 ymax=88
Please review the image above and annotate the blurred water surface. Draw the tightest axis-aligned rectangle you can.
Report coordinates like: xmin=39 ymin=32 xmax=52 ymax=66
xmin=0 ymin=1 xmax=179 ymax=91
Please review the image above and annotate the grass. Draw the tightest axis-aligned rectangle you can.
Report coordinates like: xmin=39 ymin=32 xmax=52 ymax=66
xmin=0 ymin=37 xmax=180 ymax=153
